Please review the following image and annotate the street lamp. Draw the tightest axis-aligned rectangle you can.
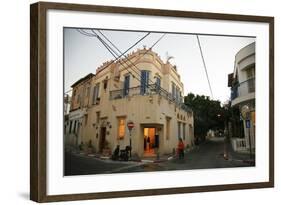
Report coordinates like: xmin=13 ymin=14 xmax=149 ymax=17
xmin=241 ymin=105 xmax=253 ymax=159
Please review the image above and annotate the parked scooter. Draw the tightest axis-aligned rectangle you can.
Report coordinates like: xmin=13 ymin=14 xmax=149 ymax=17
xmin=119 ymin=146 xmax=131 ymax=161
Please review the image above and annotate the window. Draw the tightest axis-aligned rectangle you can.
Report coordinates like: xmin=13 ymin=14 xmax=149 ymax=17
xmin=140 ymin=70 xmax=149 ymax=94
xmin=103 ymin=79 xmax=108 ymax=90
xmin=155 ymin=76 xmax=161 ymax=92
xmin=123 ymin=75 xmax=130 ymax=96
xmin=92 ymin=83 xmax=100 ymax=105
xmin=178 ymin=122 xmax=181 ymax=139
xmin=92 ymin=87 xmax=96 ymax=104
xmin=86 ymin=86 xmax=90 ymax=97
xmin=175 ymin=87 xmax=179 ymax=102
xmin=84 ymin=114 xmax=88 ymax=125
xmin=118 ymin=118 xmax=126 ymax=139
xmin=172 ymin=83 xmax=176 ymax=99
xmin=246 ymin=67 xmax=255 ymax=93
xmin=246 ymin=67 xmax=255 ymax=79
xmin=76 ymin=94 xmax=80 ymax=104
xmin=180 ymin=91 xmax=182 ymax=102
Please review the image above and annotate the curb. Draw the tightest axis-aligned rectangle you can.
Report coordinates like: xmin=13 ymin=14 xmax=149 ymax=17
xmin=74 ymin=150 xmax=176 ymax=163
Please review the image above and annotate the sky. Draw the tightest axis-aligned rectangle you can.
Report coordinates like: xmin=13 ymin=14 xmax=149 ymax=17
xmin=64 ymin=28 xmax=255 ymax=103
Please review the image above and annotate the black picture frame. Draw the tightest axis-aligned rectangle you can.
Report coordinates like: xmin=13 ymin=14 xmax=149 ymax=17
xmin=30 ymin=1 xmax=274 ymax=202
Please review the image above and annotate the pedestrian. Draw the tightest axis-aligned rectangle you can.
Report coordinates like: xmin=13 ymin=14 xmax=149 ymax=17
xmin=177 ymin=138 xmax=185 ymax=159
xmin=146 ymin=136 xmax=150 ymax=151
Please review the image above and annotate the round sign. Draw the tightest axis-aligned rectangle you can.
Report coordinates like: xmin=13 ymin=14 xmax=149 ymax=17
xmin=127 ymin=121 xmax=134 ymax=130
xmin=241 ymin=105 xmax=250 ymax=120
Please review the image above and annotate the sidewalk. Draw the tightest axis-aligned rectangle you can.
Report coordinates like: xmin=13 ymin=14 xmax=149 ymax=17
xmin=65 ymin=144 xmax=182 ymax=164
xmin=225 ymin=139 xmax=255 ymax=165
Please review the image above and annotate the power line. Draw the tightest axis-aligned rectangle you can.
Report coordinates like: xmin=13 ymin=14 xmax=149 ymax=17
xmin=77 ymin=29 xmax=151 ymax=78
xmin=93 ymin=30 xmax=144 ymax=82
xmin=196 ymin=35 xmax=214 ymax=99
xmin=76 ymin=28 xmax=166 ymax=86
xmin=77 ymin=29 xmax=142 ymax=82
xmin=77 ymin=29 xmax=96 ymax=37
xmin=92 ymin=31 xmax=143 ymax=83
xmin=95 ymin=29 xmax=166 ymax=85
xmin=95 ymin=31 xmax=151 ymax=72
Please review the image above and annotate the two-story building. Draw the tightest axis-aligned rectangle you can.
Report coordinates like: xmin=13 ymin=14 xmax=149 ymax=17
xmin=228 ymin=42 xmax=255 ymax=153
xmin=66 ymin=47 xmax=194 ymax=157
xmin=65 ymin=73 xmax=95 ymax=147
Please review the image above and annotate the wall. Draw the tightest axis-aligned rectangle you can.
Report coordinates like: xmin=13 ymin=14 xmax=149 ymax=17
xmin=0 ymin=0 xmax=279 ymax=205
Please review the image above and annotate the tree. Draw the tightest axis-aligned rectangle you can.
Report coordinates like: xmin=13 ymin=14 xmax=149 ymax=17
xmin=184 ymin=93 xmax=228 ymax=141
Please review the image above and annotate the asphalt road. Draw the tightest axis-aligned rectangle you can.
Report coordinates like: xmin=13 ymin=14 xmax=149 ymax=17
xmin=113 ymin=137 xmax=252 ymax=173
xmin=64 ymin=152 xmax=137 ymax=175
xmin=64 ymin=137 xmax=253 ymax=176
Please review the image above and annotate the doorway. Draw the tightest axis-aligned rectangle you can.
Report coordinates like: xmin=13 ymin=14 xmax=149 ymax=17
xmin=99 ymin=127 xmax=106 ymax=152
xmin=143 ymin=128 xmax=156 ymax=156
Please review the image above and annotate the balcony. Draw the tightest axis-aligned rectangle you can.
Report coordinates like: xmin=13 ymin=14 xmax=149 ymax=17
xmin=109 ymin=84 xmax=192 ymax=113
xmin=231 ymin=78 xmax=255 ymax=106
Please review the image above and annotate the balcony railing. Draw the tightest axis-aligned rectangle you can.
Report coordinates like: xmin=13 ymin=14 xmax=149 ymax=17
xmin=109 ymin=84 xmax=192 ymax=113
xmin=231 ymin=77 xmax=255 ymax=100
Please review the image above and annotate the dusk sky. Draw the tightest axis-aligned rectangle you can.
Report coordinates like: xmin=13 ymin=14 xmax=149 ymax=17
xmin=64 ymin=28 xmax=255 ymax=103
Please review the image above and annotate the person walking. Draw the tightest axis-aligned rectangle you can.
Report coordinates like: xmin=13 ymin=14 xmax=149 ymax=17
xmin=177 ymin=138 xmax=185 ymax=159
xmin=146 ymin=136 xmax=150 ymax=151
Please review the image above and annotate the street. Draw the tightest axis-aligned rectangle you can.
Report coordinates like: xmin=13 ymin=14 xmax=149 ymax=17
xmin=64 ymin=137 xmax=254 ymax=176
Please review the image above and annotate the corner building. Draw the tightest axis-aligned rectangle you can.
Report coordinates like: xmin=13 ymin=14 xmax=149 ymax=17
xmin=67 ymin=47 xmax=194 ymax=157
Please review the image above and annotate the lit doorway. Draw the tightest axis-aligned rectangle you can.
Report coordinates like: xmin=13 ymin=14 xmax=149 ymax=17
xmin=143 ymin=128 xmax=156 ymax=156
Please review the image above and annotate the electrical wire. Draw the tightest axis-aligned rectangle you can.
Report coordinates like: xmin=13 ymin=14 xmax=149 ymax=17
xmin=76 ymin=28 xmax=166 ymax=87
xmin=95 ymin=29 xmax=166 ymax=84
xmin=92 ymin=31 xmax=151 ymax=73
xmin=196 ymin=35 xmax=214 ymax=99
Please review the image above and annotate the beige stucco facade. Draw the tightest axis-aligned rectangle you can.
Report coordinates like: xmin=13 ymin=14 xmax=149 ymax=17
xmin=65 ymin=48 xmax=194 ymax=157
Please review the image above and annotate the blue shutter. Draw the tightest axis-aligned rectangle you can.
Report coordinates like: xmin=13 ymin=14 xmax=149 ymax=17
xmin=155 ymin=77 xmax=161 ymax=92
xmin=172 ymin=83 xmax=175 ymax=99
xmin=141 ymin=70 xmax=149 ymax=94
xmin=175 ymin=88 xmax=178 ymax=102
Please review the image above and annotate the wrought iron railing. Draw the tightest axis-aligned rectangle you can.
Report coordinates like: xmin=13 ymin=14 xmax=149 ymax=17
xmin=109 ymin=84 xmax=192 ymax=113
xmin=231 ymin=77 xmax=255 ymax=100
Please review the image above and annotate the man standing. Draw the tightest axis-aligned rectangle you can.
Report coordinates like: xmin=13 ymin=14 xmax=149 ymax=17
xmin=146 ymin=136 xmax=150 ymax=151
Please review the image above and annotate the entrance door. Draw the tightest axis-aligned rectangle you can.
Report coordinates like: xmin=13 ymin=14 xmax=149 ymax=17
xmin=99 ymin=127 xmax=106 ymax=152
xmin=143 ymin=128 xmax=156 ymax=156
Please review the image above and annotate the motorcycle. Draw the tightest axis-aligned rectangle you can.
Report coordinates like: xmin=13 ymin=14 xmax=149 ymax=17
xmin=111 ymin=145 xmax=131 ymax=161
xmin=119 ymin=146 xmax=131 ymax=161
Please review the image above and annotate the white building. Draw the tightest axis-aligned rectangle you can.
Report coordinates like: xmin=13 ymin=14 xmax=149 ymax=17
xmin=228 ymin=42 xmax=255 ymax=152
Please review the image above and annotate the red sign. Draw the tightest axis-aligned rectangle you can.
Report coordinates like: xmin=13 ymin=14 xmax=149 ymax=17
xmin=127 ymin=121 xmax=134 ymax=130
